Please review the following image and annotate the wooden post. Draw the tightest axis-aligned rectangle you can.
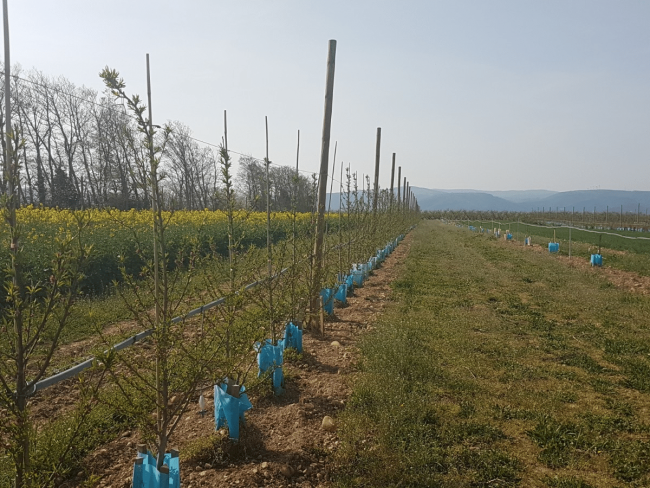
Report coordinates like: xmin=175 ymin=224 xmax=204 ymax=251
xmin=291 ymin=129 xmax=299 ymax=324
xmin=265 ymin=116 xmax=274 ymax=343
xmin=390 ymin=153 xmax=395 ymax=209
xmin=397 ymin=166 xmax=401 ymax=211
xmin=406 ymin=182 xmax=410 ymax=210
xmin=3 ymin=0 xmax=12 ymax=196
xmin=373 ymin=127 xmax=381 ymax=215
xmin=310 ymin=39 xmax=337 ymax=330
xmin=402 ymin=176 xmax=406 ymax=211
xmin=146 ymin=53 xmax=166 ymax=470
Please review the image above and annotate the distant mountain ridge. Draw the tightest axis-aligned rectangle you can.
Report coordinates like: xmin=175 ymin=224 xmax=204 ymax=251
xmin=411 ymin=188 xmax=650 ymax=213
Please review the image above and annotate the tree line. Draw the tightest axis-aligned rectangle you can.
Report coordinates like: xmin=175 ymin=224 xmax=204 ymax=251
xmin=0 ymin=65 xmax=318 ymax=212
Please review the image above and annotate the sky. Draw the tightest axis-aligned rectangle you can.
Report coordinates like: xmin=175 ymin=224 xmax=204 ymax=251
xmin=7 ymin=0 xmax=650 ymax=192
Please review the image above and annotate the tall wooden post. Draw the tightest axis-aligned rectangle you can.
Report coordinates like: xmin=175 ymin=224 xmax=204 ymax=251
xmin=291 ymin=129 xmax=299 ymax=324
xmin=406 ymin=182 xmax=410 ymax=210
xmin=310 ymin=39 xmax=337 ymax=329
xmin=397 ymin=166 xmax=401 ymax=211
xmin=146 ymin=54 xmax=163 ymax=465
xmin=402 ymin=176 xmax=406 ymax=211
xmin=372 ymin=127 xmax=381 ymax=214
xmin=265 ymin=116 xmax=274 ymax=343
xmin=389 ymin=153 xmax=395 ymax=209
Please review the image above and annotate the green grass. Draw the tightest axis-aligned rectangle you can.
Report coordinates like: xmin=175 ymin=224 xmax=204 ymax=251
xmin=336 ymin=220 xmax=650 ymax=487
xmin=465 ymin=219 xmax=650 ymax=277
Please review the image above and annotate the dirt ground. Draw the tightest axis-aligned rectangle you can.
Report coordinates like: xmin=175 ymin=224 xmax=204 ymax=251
xmin=55 ymin=233 xmax=412 ymax=488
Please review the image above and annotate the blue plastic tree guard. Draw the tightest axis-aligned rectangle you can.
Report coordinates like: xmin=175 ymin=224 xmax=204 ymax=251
xmin=352 ymin=270 xmax=364 ymax=287
xmin=283 ymin=322 xmax=303 ymax=353
xmin=132 ymin=450 xmax=180 ymax=488
xmin=335 ymin=283 xmax=347 ymax=304
xmin=548 ymin=242 xmax=560 ymax=253
xmin=320 ymin=288 xmax=334 ymax=315
xmin=506 ymin=233 xmax=513 ymax=240
xmin=257 ymin=339 xmax=284 ymax=394
xmin=214 ymin=383 xmax=253 ymax=440
xmin=345 ymin=273 xmax=354 ymax=293
xmin=590 ymin=254 xmax=603 ymax=267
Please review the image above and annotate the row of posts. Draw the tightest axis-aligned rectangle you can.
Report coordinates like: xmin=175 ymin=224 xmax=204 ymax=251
xmin=310 ymin=40 xmax=418 ymax=329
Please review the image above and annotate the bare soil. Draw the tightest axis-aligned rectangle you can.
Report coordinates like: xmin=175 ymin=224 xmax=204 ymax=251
xmin=58 ymin=234 xmax=413 ymax=488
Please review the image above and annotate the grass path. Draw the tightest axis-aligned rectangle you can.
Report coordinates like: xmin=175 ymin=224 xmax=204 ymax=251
xmin=336 ymin=220 xmax=650 ymax=487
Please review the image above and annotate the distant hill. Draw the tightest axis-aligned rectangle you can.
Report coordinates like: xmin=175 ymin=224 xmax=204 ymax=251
xmin=325 ymin=188 xmax=650 ymax=213
xmin=412 ymin=190 xmax=519 ymax=212
xmin=410 ymin=188 xmax=650 ymax=213
xmin=488 ymin=190 xmax=557 ymax=203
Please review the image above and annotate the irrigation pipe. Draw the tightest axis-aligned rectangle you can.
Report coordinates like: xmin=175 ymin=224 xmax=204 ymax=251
xmin=459 ymin=220 xmax=650 ymax=242
xmin=25 ymin=233 xmax=385 ymax=397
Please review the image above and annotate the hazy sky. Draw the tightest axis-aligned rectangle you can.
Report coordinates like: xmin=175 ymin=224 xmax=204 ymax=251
xmin=7 ymin=1 xmax=650 ymax=192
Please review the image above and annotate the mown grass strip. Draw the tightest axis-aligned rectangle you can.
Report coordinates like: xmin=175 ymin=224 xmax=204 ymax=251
xmin=336 ymin=220 xmax=650 ymax=487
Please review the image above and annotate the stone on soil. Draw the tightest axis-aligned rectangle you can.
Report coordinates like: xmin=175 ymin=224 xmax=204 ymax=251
xmin=321 ymin=416 xmax=336 ymax=432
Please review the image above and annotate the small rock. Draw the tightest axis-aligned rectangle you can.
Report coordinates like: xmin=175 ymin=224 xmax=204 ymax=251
xmin=331 ymin=341 xmax=341 ymax=347
xmin=199 ymin=471 xmax=207 ymax=477
xmin=280 ymin=464 xmax=294 ymax=477
xmin=76 ymin=471 xmax=84 ymax=478
xmin=204 ymin=463 xmax=212 ymax=469
xmin=261 ymin=462 xmax=269 ymax=469
xmin=321 ymin=416 xmax=337 ymax=432
xmin=252 ymin=468 xmax=258 ymax=475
